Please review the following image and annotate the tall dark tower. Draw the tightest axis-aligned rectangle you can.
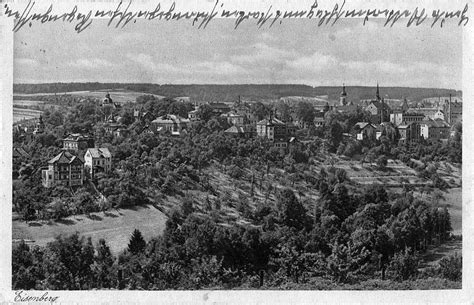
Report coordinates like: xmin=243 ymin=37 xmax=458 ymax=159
xmin=377 ymin=83 xmax=386 ymax=123
xmin=340 ymin=83 xmax=347 ymax=106
xmin=448 ymin=94 xmax=452 ymax=124
xmin=376 ymin=82 xmax=381 ymax=101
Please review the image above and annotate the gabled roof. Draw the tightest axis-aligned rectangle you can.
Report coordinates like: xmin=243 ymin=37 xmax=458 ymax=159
xmin=48 ymin=150 xmax=84 ymax=164
xmin=221 ymin=111 xmax=244 ymax=118
xmin=152 ymin=114 xmax=190 ymax=124
xmin=366 ymin=100 xmax=391 ymax=110
xmin=421 ymin=118 xmax=450 ymax=128
xmin=86 ymin=148 xmax=111 ymax=159
xmin=354 ymin=122 xmax=375 ymax=130
xmin=224 ymin=125 xmax=253 ymax=134
xmin=256 ymin=117 xmax=285 ymax=126
xmin=209 ymin=102 xmax=231 ymax=109
xmin=63 ymin=133 xmax=93 ymax=142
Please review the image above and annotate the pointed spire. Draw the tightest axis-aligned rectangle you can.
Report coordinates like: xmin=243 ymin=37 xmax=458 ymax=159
xmin=376 ymin=82 xmax=380 ymax=100
xmin=341 ymin=83 xmax=347 ymax=96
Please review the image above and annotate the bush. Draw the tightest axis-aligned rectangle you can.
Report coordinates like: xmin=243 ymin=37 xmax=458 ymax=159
xmin=438 ymin=253 xmax=462 ymax=281
xmin=388 ymin=248 xmax=420 ymax=281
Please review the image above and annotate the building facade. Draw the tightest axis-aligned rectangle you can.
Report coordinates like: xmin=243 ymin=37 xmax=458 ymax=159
xmin=42 ymin=151 xmax=84 ymax=188
xmin=151 ymin=114 xmax=190 ymax=135
xmin=420 ymin=118 xmax=450 ymax=140
xmin=84 ymin=148 xmax=112 ymax=178
xmin=63 ymin=134 xmax=95 ymax=151
xmin=390 ymin=111 xmax=425 ymax=126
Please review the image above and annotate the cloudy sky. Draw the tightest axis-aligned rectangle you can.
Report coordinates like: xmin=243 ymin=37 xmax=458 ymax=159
xmin=14 ymin=18 xmax=462 ymax=89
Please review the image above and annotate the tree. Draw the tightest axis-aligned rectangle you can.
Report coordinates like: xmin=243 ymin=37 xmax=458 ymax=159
xmin=388 ymin=248 xmax=419 ymax=281
xmin=93 ymin=239 xmax=116 ymax=288
xmin=276 ymin=189 xmax=308 ymax=230
xmin=128 ymin=229 xmax=146 ymax=255
xmin=250 ymin=102 xmax=270 ymax=120
xmin=325 ymin=121 xmax=343 ymax=153
xmin=196 ymin=104 xmax=214 ymax=122
xmin=296 ymin=101 xmax=316 ymax=126
xmin=275 ymin=101 xmax=292 ymax=122
xmin=376 ymin=155 xmax=388 ymax=170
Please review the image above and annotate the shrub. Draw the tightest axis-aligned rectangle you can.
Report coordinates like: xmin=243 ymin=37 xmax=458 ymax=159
xmin=388 ymin=248 xmax=420 ymax=281
xmin=438 ymin=253 xmax=462 ymax=281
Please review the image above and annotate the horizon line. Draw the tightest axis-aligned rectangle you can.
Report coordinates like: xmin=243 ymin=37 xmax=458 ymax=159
xmin=13 ymin=82 xmax=462 ymax=92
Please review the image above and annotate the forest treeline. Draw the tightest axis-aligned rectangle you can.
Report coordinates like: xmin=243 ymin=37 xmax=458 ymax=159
xmin=13 ymin=83 xmax=461 ymax=102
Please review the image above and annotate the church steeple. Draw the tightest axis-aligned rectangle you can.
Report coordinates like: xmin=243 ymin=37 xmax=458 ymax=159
xmin=340 ymin=83 xmax=347 ymax=106
xmin=376 ymin=82 xmax=381 ymax=100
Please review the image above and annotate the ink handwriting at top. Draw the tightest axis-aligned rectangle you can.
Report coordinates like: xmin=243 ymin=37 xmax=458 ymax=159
xmin=2 ymin=0 xmax=470 ymax=34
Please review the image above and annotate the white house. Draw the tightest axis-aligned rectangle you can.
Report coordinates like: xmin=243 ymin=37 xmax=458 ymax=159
xmin=84 ymin=148 xmax=112 ymax=177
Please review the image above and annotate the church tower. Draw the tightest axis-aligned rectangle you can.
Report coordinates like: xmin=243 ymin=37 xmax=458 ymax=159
xmin=376 ymin=82 xmax=381 ymax=101
xmin=340 ymin=83 xmax=347 ymax=106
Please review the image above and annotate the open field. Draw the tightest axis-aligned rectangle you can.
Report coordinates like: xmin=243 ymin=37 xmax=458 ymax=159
xmin=12 ymin=204 xmax=167 ymax=255
xmin=13 ymin=107 xmax=42 ymax=123
xmin=334 ymin=159 xmax=425 ymax=186
xmin=13 ymin=99 xmax=45 ymax=107
xmin=15 ymin=89 xmax=165 ymax=104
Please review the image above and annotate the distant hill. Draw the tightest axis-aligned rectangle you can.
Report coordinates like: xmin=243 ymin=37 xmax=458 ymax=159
xmin=13 ymin=83 xmax=461 ymax=103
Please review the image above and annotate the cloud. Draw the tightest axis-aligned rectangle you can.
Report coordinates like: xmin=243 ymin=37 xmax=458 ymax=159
xmin=287 ymin=52 xmax=338 ymax=72
xmin=126 ymin=52 xmax=246 ymax=80
xmin=69 ymin=58 xmax=113 ymax=69
xmin=230 ymin=42 xmax=297 ymax=65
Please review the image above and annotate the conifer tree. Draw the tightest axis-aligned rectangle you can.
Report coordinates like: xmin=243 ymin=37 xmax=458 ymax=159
xmin=128 ymin=229 xmax=146 ymax=255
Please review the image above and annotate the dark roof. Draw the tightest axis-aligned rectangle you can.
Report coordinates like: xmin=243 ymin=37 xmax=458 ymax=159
xmin=224 ymin=125 xmax=253 ymax=134
xmin=63 ymin=133 xmax=93 ymax=142
xmin=256 ymin=117 xmax=285 ymax=126
xmin=366 ymin=100 xmax=391 ymax=110
xmin=354 ymin=122 xmax=375 ymax=130
xmin=48 ymin=151 xmax=83 ymax=165
xmin=86 ymin=148 xmax=111 ymax=158
xmin=421 ymin=118 xmax=450 ymax=128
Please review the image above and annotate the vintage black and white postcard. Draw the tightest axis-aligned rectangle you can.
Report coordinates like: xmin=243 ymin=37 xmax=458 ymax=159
xmin=0 ymin=0 xmax=472 ymax=303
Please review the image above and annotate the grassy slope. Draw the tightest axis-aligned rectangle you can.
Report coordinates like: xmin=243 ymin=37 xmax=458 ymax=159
xmin=12 ymin=159 xmax=462 ymax=256
xmin=12 ymin=205 xmax=167 ymax=255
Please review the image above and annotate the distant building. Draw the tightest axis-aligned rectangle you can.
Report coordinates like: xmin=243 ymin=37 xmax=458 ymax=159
xmin=340 ymin=83 xmax=347 ymax=106
xmin=209 ymin=102 xmax=231 ymax=115
xmin=420 ymin=118 xmax=450 ymax=140
xmin=354 ymin=122 xmax=377 ymax=141
xmin=221 ymin=111 xmax=245 ymax=126
xmin=363 ymin=84 xmax=391 ymax=124
xmin=32 ymin=115 xmax=45 ymax=135
xmin=151 ymin=114 xmax=190 ymax=135
xmin=314 ymin=116 xmax=325 ymax=127
xmin=188 ymin=108 xmax=199 ymax=121
xmin=224 ymin=125 xmax=254 ymax=138
xmin=397 ymin=122 xmax=421 ymax=143
xmin=63 ymin=134 xmax=95 ymax=151
xmin=422 ymin=96 xmax=462 ymax=106
xmin=84 ymin=148 xmax=112 ymax=177
xmin=134 ymin=110 xmax=155 ymax=123
xmin=256 ymin=117 xmax=288 ymax=141
xmin=103 ymin=121 xmax=127 ymax=136
xmin=444 ymin=98 xmax=462 ymax=125
xmin=101 ymin=93 xmax=121 ymax=109
xmin=42 ymin=151 xmax=84 ymax=188
xmin=390 ymin=111 xmax=425 ymax=126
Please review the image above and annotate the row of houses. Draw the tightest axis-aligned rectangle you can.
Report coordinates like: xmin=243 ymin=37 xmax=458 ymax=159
xmin=42 ymin=134 xmax=112 ymax=188
xmin=355 ymin=117 xmax=453 ymax=143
